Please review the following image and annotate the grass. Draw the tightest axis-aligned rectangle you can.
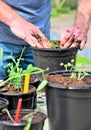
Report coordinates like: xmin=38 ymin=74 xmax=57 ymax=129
xmin=51 ymin=7 xmax=75 ymax=18
xmin=51 ymin=7 xmax=71 ymax=17
xmin=76 ymin=55 xmax=91 ymax=64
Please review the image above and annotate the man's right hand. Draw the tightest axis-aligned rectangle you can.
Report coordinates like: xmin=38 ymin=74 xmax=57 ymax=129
xmin=10 ymin=18 xmax=50 ymax=48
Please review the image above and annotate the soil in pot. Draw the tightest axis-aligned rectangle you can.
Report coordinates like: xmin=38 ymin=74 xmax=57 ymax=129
xmin=45 ymin=70 xmax=91 ymax=88
xmin=0 ymin=84 xmax=36 ymax=110
xmin=0 ymin=109 xmax=47 ymax=130
xmin=45 ymin=70 xmax=91 ymax=130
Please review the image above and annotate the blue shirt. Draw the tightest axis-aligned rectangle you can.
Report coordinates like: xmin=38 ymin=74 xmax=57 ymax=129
xmin=0 ymin=0 xmax=51 ymax=45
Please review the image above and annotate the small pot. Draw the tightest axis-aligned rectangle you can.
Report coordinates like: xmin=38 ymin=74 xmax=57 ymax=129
xmin=29 ymin=75 xmax=40 ymax=89
xmin=0 ymin=84 xmax=36 ymax=110
xmin=32 ymin=41 xmax=78 ymax=72
xmin=0 ymin=109 xmax=47 ymax=130
xmin=45 ymin=70 xmax=91 ymax=130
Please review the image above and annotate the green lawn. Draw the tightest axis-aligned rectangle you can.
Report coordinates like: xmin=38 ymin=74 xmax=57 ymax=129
xmin=76 ymin=55 xmax=91 ymax=64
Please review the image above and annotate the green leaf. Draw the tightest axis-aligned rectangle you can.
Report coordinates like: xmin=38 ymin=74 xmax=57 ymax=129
xmin=23 ymin=104 xmax=40 ymax=130
xmin=2 ymin=108 xmax=14 ymax=123
xmin=23 ymin=116 xmax=33 ymax=130
xmin=36 ymin=80 xmax=48 ymax=94
xmin=2 ymin=47 xmax=49 ymax=91
xmin=25 ymin=64 xmax=38 ymax=73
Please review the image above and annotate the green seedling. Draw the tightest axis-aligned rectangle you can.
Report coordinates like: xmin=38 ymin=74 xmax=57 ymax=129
xmin=60 ymin=59 xmax=75 ymax=70
xmin=48 ymin=41 xmax=60 ymax=48
xmin=0 ymin=47 xmax=49 ymax=91
xmin=23 ymin=104 xmax=40 ymax=130
xmin=2 ymin=108 xmax=14 ymax=123
xmin=60 ymin=59 xmax=89 ymax=80
xmin=0 ymin=63 xmax=49 ymax=91
xmin=1 ymin=104 xmax=41 ymax=130
xmin=74 ymin=68 xmax=88 ymax=80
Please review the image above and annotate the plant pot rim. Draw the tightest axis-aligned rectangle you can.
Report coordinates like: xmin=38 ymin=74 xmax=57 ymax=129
xmin=32 ymin=46 xmax=78 ymax=52
xmin=0 ymin=97 xmax=9 ymax=110
xmin=0 ymin=85 xmax=36 ymax=96
xmin=0 ymin=109 xmax=47 ymax=126
xmin=46 ymin=70 xmax=91 ymax=90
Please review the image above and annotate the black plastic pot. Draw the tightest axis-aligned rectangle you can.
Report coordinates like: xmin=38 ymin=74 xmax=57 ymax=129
xmin=0 ymin=109 xmax=47 ymax=130
xmin=0 ymin=85 xmax=36 ymax=110
xmin=30 ymin=75 xmax=40 ymax=89
xmin=45 ymin=70 xmax=91 ymax=130
xmin=32 ymin=44 xmax=78 ymax=72
xmin=0 ymin=97 xmax=9 ymax=111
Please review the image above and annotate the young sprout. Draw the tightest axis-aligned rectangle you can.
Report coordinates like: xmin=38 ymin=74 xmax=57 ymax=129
xmin=77 ymin=70 xmax=89 ymax=80
xmin=48 ymin=41 xmax=60 ymax=48
xmin=2 ymin=108 xmax=14 ymax=123
xmin=60 ymin=59 xmax=75 ymax=70
xmin=60 ymin=59 xmax=89 ymax=80
xmin=70 ymin=72 xmax=76 ymax=79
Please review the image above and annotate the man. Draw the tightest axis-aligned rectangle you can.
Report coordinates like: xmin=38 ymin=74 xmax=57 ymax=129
xmin=60 ymin=0 xmax=91 ymax=50
xmin=0 ymin=0 xmax=51 ymax=79
xmin=0 ymin=0 xmax=91 ymax=79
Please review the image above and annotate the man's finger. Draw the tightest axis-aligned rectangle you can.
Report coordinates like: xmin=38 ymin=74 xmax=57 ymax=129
xmin=79 ymin=40 xmax=86 ymax=50
xmin=61 ymin=34 xmax=75 ymax=48
xmin=60 ymin=26 xmax=75 ymax=47
xmin=70 ymin=41 xmax=79 ymax=48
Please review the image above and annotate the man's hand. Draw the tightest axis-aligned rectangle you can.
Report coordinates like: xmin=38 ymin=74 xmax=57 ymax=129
xmin=60 ymin=26 xmax=87 ymax=50
xmin=10 ymin=18 xmax=50 ymax=48
xmin=60 ymin=0 xmax=91 ymax=50
xmin=0 ymin=1 xmax=50 ymax=48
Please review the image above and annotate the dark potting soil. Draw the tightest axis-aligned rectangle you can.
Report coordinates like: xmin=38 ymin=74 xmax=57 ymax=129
xmin=0 ymin=110 xmax=46 ymax=124
xmin=0 ymin=85 xmax=35 ymax=94
xmin=45 ymin=74 xmax=91 ymax=88
xmin=0 ymin=74 xmax=40 ymax=94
